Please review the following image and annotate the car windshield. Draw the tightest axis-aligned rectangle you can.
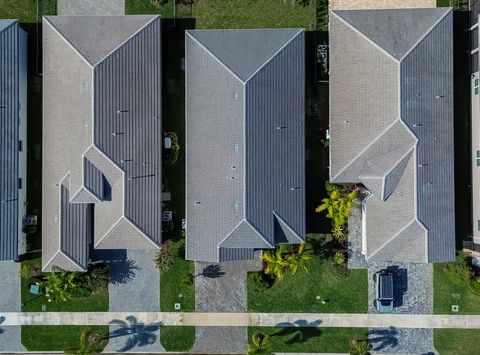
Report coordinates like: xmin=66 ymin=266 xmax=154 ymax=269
xmin=380 ymin=301 xmax=392 ymax=306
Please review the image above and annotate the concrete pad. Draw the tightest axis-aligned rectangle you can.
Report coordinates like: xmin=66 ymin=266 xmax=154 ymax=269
xmin=330 ymin=0 xmax=435 ymax=11
xmin=58 ymin=0 xmax=125 ymax=16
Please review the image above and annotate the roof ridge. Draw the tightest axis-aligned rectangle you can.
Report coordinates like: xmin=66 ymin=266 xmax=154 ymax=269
xmin=331 ymin=11 xmax=399 ymax=64
xmin=186 ymin=31 xmax=245 ymax=84
xmin=93 ymin=15 xmax=160 ymax=68
xmin=244 ymin=29 xmax=304 ymax=83
xmin=218 ymin=219 xmax=274 ymax=249
xmin=43 ymin=17 xmax=94 ymax=68
xmin=399 ymin=8 xmax=452 ymax=61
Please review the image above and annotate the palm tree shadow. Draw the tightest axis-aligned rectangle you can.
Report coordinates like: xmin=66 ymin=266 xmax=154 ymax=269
xmin=273 ymin=320 xmax=322 ymax=344
xmin=198 ymin=264 xmax=225 ymax=279
xmin=108 ymin=316 xmax=161 ymax=352
xmin=368 ymin=327 xmax=399 ymax=351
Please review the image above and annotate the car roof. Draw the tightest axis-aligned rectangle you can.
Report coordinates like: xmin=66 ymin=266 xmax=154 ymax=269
xmin=379 ymin=273 xmax=394 ymax=300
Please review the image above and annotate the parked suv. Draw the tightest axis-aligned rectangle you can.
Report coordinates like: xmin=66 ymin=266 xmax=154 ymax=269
xmin=374 ymin=269 xmax=394 ymax=313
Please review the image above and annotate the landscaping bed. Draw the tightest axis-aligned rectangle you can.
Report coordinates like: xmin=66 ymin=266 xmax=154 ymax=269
xmin=21 ymin=258 xmax=108 ymax=312
xmin=247 ymin=234 xmax=368 ymax=313
xmin=248 ymin=327 xmax=369 ymax=353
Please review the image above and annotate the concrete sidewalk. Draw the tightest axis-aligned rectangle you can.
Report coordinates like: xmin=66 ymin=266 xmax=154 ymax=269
xmin=2 ymin=312 xmax=480 ymax=329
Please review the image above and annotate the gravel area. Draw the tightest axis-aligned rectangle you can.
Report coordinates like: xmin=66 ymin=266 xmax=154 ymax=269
xmin=192 ymin=252 xmax=262 ymax=354
xmin=0 ymin=261 xmax=25 ymax=352
xmin=347 ymin=205 xmax=368 ymax=269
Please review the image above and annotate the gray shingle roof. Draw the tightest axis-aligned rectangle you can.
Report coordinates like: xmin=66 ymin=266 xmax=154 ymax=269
xmin=330 ymin=8 xmax=455 ymax=262
xmin=186 ymin=29 xmax=305 ymax=262
xmin=42 ymin=15 xmax=162 ymax=271
xmin=0 ymin=20 xmax=20 ymax=260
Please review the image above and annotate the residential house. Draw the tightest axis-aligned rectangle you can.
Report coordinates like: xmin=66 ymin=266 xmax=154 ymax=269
xmin=0 ymin=20 xmax=27 ymax=261
xmin=185 ymin=29 xmax=306 ymax=262
xmin=329 ymin=8 xmax=455 ymax=262
xmin=42 ymin=15 xmax=162 ymax=271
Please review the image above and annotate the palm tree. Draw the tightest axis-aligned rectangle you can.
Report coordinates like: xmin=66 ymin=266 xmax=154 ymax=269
xmin=247 ymin=332 xmax=273 ymax=355
xmin=332 ymin=224 xmax=344 ymax=239
xmin=64 ymin=329 xmax=104 ymax=354
xmin=286 ymin=243 xmax=312 ymax=274
xmin=262 ymin=246 xmax=287 ymax=280
xmin=348 ymin=337 xmax=373 ymax=355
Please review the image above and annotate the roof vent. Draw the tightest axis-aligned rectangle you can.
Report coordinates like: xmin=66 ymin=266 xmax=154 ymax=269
xmin=0 ymin=106 xmax=5 ymax=109
xmin=121 ymin=159 xmax=132 ymax=163
xmin=112 ymin=132 xmax=124 ymax=136
xmin=227 ymin=176 xmax=235 ymax=180
xmin=412 ymin=124 xmax=422 ymax=127
xmin=276 ymin=126 xmax=287 ymax=130
xmin=129 ymin=174 xmax=155 ymax=181
xmin=117 ymin=109 xmax=129 ymax=113
xmin=344 ymin=120 xmax=349 ymax=124
xmin=234 ymin=143 xmax=240 ymax=152
xmin=194 ymin=201 xmax=201 ymax=205
xmin=435 ymin=95 xmax=444 ymax=99
xmin=231 ymin=166 xmax=236 ymax=170
xmin=418 ymin=163 xmax=428 ymax=167
xmin=290 ymin=186 xmax=301 ymax=191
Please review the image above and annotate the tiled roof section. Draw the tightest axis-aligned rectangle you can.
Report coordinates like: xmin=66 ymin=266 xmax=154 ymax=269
xmin=93 ymin=17 xmax=162 ymax=243
xmin=60 ymin=184 xmax=91 ymax=269
xmin=334 ymin=8 xmax=450 ymax=60
xmin=0 ymin=20 xmax=19 ymax=260
xmin=400 ymin=10 xmax=455 ymax=262
xmin=187 ymin=29 xmax=303 ymax=81
xmin=42 ymin=16 xmax=162 ymax=271
xmin=186 ymin=29 xmax=305 ymax=262
xmin=43 ymin=15 xmax=158 ymax=66
xmin=84 ymin=158 xmax=104 ymax=201
xmin=330 ymin=8 xmax=454 ymax=262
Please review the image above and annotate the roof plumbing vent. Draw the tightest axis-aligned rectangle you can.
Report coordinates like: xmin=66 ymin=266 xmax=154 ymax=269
xmin=194 ymin=201 xmax=201 ymax=205
xmin=276 ymin=126 xmax=287 ymax=130
xmin=418 ymin=163 xmax=428 ymax=167
xmin=412 ymin=124 xmax=422 ymax=127
xmin=435 ymin=95 xmax=444 ymax=99
xmin=112 ymin=132 xmax=124 ymax=136
xmin=117 ymin=109 xmax=129 ymax=113
xmin=290 ymin=186 xmax=301 ymax=191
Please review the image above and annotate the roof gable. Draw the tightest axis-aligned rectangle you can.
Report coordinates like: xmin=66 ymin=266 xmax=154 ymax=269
xmin=187 ymin=29 xmax=303 ymax=81
xmin=333 ymin=8 xmax=449 ymax=60
xmin=44 ymin=15 xmax=157 ymax=66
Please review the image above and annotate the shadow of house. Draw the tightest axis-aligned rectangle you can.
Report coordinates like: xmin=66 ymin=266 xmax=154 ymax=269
xmin=368 ymin=327 xmax=399 ymax=351
xmin=94 ymin=250 xmax=140 ymax=285
xmin=272 ymin=320 xmax=323 ymax=345
xmin=108 ymin=316 xmax=161 ymax=352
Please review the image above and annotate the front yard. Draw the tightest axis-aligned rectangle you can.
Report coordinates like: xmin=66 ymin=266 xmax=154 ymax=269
xmin=248 ymin=327 xmax=369 ymax=353
xmin=248 ymin=234 xmax=368 ymax=313
xmin=434 ymin=329 xmax=480 ymax=355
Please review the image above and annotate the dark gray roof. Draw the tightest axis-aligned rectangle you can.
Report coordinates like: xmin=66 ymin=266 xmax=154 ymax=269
xmin=186 ymin=29 xmax=305 ymax=262
xmin=330 ymin=8 xmax=455 ymax=262
xmin=42 ymin=15 xmax=162 ymax=271
xmin=0 ymin=20 xmax=19 ymax=260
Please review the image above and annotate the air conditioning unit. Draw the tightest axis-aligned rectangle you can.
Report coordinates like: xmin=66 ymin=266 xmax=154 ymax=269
xmin=23 ymin=215 xmax=38 ymax=226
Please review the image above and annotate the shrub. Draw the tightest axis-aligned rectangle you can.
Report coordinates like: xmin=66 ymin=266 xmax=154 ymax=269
xmin=333 ymin=251 xmax=345 ymax=266
xmin=445 ymin=252 xmax=474 ymax=285
xmin=155 ymin=240 xmax=174 ymax=271
xmin=45 ymin=267 xmax=78 ymax=302
xmin=150 ymin=0 xmax=168 ymax=7
xmin=248 ymin=272 xmax=273 ymax=292
xmin=165 ymin=132 xmax=180 ymax=165
xmin=173 ymin=239 xmax=186 ymax=259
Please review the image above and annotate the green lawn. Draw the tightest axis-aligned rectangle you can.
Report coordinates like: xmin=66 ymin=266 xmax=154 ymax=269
xmin=248 ymin=235 xmax=368 ymax=313
xmin=433 ymin=263 xmax=480 ymax=315
xmin=160 ymin=248 xmax=195 ymax=312
xmin=22 ymin=326 xmax=109 ymax=351
xmin=0 ymin=0 xmax=56 ymax=22
xmin=126 ymin=0 xmax=317 ymax=30
xmin=248 ymin=327 xmax=368 ymax=353
xmin=160 ymin=326 xmax=195 ymax=352
xmin=434 ymin=329 xmax=480 ymax=355
xmin=21 ymin=258 xmax=108 ymax=312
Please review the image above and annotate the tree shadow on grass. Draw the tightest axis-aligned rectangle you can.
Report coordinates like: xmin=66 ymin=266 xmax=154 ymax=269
xmin=368 ymin=327 xmax=399 ymax=351
xmin=273 ymin=320 xmax=322 ymax=345
xmin=108 ymin=315 xmax=161 ymax=352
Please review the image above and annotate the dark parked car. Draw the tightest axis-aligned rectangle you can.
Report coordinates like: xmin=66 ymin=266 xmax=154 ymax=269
xmin=374 ymin=269 xmax=394 ymax=313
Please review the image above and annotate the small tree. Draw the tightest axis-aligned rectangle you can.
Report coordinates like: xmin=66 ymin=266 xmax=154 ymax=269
xmin=46 ymin=267 xmax=78 ymax=302
xmin=286 ymin=243 xmax=312 ymax=274
xmin=64 ymin=329 xmax=104 ymax=355
xmin=154 ymin=240 xmax=174 ymax=271
xmin=348 ymin=337 xmax=372 ymax=355
xmin=262 ymin=245 xmax=288 ymax=280
xmin=334 ymin=251 xmax=345 ymax=266
xmin=446 ymin=251 xmax=474 ymax=285
xmin=247 ymin=332 xmax=273 ymax=355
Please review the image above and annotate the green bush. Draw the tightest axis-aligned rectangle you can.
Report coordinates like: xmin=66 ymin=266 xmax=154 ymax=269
xmin=445 ymin=252 xmax=474 ymax=285
xmin=248 ymin=272 xmax=273 ymax=292
xmin=165 ymin=132 xmax=180 ymax=165
xmin=467 ymin=278 xmax=480 ymax=296
xmin=173 ymin=239 xmax=186 ymax=259
xmin=155 ymin=240 xmax=174 ymax=271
